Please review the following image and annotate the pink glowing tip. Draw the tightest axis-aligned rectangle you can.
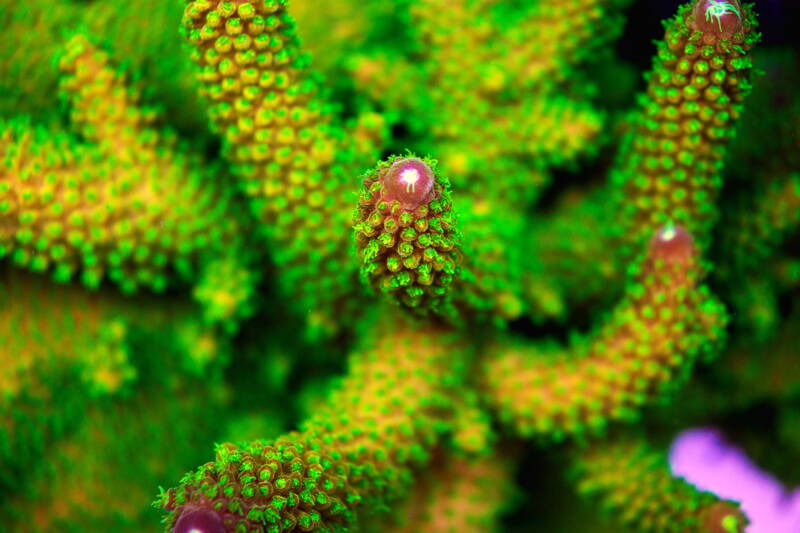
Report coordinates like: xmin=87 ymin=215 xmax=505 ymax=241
xmin=692 ymin=0 xmax=744 ymax=40
xmin=381 ymin=157 xmax=436 ymax=210
xmin=650 ymin=224 xmax=696 ymax=264
xmin=173 ymin=506 xmax=226 ymax=533
xmin=703 ymin=501 xmax=747 ymax=533
xmin=670 ymin=428 xmax=800 ymax=533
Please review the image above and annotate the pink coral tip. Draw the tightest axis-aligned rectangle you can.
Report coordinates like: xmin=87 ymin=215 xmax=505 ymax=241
xmin=703 ymin=502 xmax=748 ymax=533
xmin=692 ymin=0 xmax=744 ymax=40
xmin=381 ymin=157 xmax=436 ymax=210
xmin=650 ymin=224 xmax=696 ymax=263
xmin=173 ymin=506 xmax=226 ymax=533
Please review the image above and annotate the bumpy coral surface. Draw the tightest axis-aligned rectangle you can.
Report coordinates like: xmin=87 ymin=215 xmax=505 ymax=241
xmin=1 ymin=0 xmax=799 ymax=532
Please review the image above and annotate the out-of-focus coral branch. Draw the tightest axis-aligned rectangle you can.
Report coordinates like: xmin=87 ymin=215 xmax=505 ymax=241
xmin=0 ymin=267 xmax=227 ymax=496
xmin=4 ymin=373 xmax=227 ymax=532
xmin=2 ymin=0 xmax=796 ymax=531
xmin=364 ymin=447 xmax=517 ymax=533
xmin=571 ymin=432 xmax=747 ymax=533
xmin=0 ymin=35 xmax=248 ymax=299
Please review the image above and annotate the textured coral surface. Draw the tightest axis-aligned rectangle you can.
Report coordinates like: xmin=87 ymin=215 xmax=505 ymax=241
xmin=1 ymin=0 xmax=799 ymax=532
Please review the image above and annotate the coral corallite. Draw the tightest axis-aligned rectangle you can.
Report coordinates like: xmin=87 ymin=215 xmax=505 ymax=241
xmin=173 ymin=506 xmax=227 ymax=533
xmin=693 ymin=0 xmax=744 ymax=39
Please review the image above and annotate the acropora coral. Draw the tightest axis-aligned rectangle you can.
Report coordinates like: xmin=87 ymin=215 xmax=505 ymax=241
xmin=1 ymin=0 xmax=799 ymax=532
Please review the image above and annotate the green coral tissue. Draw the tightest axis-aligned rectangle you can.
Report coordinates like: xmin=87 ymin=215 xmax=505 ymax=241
xmin=2 ymin=0 xmax=800 ymax=532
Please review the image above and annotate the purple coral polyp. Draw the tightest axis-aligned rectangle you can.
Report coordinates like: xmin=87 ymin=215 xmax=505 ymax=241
xmin=173 ymin=505 xmax=226 ymax=533
xmin=381 ymin=157 xmax=436 ymax=210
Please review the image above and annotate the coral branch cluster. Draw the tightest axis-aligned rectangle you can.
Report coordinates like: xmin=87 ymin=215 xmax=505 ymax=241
xmin=2 ymin=0 xmax=799 ymax=532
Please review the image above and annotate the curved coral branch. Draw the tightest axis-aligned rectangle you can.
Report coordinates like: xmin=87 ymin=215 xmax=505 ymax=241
xmin=0 ymin=35 xmax=244 ymax=294
xmin=480 ymin=226 xmax=727 ymax=440
xmin=158 ymin=312 xmax=470 ymax=532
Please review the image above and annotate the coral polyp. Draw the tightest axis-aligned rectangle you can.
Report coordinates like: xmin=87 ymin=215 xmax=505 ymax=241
xmin=1 ymin=1 xmax=799 ymax=532
xmin=380 ymin=157 xmax=436 ymax=209
xmin=173 ymin=506 xmax=227 ymax=533
xmin=696 ymin=0 xmax=743 ymax=37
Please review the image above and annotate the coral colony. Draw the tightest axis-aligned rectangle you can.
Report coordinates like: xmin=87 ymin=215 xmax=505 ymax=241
xmin=2 ymin=0 xmax=800 ymax=532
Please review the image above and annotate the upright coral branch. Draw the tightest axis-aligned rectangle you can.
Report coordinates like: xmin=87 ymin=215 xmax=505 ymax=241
xmin=180 ymin=0 xmax=382 ymax=337
xmin=612 ymin=0 xmax=759 ymax=252
xmin=353 ymin=156 xmax=461 ymax=318
xmin=353 ymin=154 xmax=534 ymax=323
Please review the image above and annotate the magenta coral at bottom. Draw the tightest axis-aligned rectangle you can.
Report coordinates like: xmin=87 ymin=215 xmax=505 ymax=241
xmin=670 ymin=428 xmax=800 ymax=533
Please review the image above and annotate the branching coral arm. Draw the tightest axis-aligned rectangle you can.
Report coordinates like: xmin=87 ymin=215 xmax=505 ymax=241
xmin=353 ymin=155 xmax=527 ymax=323
xmin=366 ymin=448 xmax=516 ymax=533
xmin=611 ymin=0 xmax=759 ymax=253
xmin=480 ymin=226 xmax=727 ymax=440
xmin=58 ymin=35 xmax=166 ymax=160
xmin=570 ymin=433 xmax=747 ymax=533
xmin=520 ymin=0 xmax=761 ymax=323
xmin=158 ymin=311 xmax=470 ymax=532
xmin=0 ymin=35 xmax=244 ymax=295
xmin=500 ymin=0 xmax=631 ymax=89
xmin=180 ymin=0 xmax=380 ymax=337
